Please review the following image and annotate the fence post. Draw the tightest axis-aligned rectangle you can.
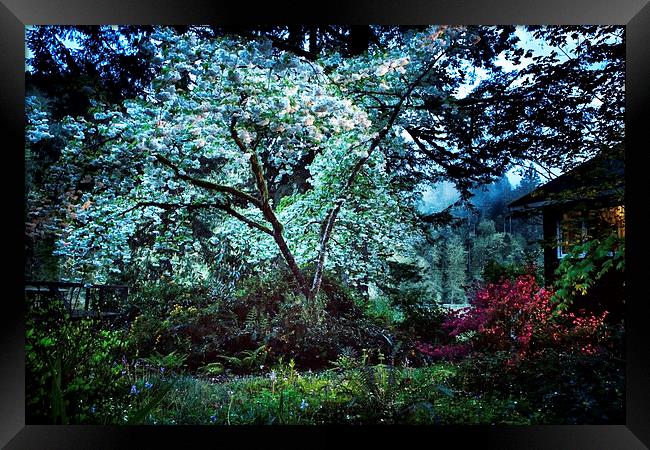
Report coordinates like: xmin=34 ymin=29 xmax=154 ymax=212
xmin=99 ymin=287 xmax=105 ymax=312
xmin=85 ymin=286 xmax=90 ymax=311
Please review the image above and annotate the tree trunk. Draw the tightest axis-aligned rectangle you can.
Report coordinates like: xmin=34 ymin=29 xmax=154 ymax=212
xmin=308 ymin=202 xmax=343 ymax=300
xmin=262 ymin=201 xmax=310 ymax=298
xmin=309 ymin=27 xmax=319 ymax=55
xmin=348 ymin=26 xmax=371 ymax=56
xmin=305 ymin=51 xmax=449 ymax=300
xmin=235 ymin=124 xmax=311 ymax=298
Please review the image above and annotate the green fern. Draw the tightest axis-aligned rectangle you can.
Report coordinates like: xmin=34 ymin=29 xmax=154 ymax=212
xmin=244 ymin=308 xmax=271 ymax=341
xmin=198 ymin=362 xmax=225 ymax=376
xmin=142 ymin=351 xmax=188 ymax=372
xmin=219 ymin=344 xmax=268 ymax=371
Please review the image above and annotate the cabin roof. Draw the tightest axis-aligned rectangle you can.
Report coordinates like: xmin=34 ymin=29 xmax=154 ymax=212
xmin=508 ymin=146 xmax=624 ymax=211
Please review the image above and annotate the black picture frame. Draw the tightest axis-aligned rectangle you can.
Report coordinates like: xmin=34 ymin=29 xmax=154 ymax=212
xmin=2 ymin=1 xmax=649 ymax=448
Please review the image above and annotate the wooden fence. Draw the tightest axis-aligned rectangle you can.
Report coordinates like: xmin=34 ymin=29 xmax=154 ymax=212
xmin=25 ymin=281 xmax=128 ymax=319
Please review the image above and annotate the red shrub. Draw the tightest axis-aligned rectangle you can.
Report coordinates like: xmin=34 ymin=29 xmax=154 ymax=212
xmin=417 ymin=273 xmax=610 ymax=362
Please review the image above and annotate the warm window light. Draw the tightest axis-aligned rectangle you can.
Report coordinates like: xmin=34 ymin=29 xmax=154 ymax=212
xmin=556 ymin=205 xmax=625 ymax=258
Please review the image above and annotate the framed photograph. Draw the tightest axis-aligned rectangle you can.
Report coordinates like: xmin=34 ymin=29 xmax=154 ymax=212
xmin=2 ymin=0 xmax=649 ymax=447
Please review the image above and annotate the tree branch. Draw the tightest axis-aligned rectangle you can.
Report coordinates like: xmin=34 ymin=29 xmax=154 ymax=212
xmin=234 ymin=30 xmax=318 ymax=61
xmin=154 ymin=154 xmax=262 ymax=208
xmin=308 ymin=46 xmax=453 ymax=299
xmin=342 ymin=49 xmax=450 ymax=191
xmin=117 ymin=200 xmax=274 ymax=235
xmin=229 ymin=118 xmax=310 ymax=296
xmin=229 ymin=118 xmax=271 ymax=204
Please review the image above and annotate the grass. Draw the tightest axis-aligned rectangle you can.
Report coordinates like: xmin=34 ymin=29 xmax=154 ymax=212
xmin=128 ymin=362 xmax=535 ymax=425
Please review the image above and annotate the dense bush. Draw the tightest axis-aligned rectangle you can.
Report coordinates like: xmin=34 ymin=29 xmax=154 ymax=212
xmin=125 ymin=279 xmax=214 ymax=319
xmin=421 ymin=273 xmax=611 ymax=362
xmin=452 ymin=339 xmax=624 ymax=424
xmin=411 ymin=272 xmax=624 ymax=424
xmin=226 ymin=270 xmax=393 ymax=370
xmin=392 ymin=288 xmax=447 ymax=341
xmin=127 ymin=269 xmax=393 ymax=373
xmin=26 ymin=309 xmax=131 ymax=423
xmin=482 ymin=259 xmax=540 ymax=284
xmin=26 ymin=300 xmax=196 ymax=425
xmin=128 ymin=303 xmax=203 ymax=360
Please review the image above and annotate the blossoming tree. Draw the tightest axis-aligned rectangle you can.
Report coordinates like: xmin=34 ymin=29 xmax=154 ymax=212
xmin=28 ymin=26 xmax=479 ymax=299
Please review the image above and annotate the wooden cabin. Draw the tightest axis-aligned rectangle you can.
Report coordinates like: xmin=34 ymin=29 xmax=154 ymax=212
xmin=508 ymin=146 xmax=624 ymax=284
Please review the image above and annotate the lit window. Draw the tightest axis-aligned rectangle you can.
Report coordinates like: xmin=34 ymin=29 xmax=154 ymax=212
xmin=557 ymin=213 xmax=587 ymax=259
xmin=556 ymin=206 xmax=625 ymax=259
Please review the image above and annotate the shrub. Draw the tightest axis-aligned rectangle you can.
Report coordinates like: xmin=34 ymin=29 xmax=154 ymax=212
xmin=552 ymin=235 xmax=625 ymax=321
xmin=126 ymin=279 xmax=213 ymax=318
xmin=452 ymin=338 xmax=624 ymax=424
xmin=423 ymin=273 xmax=555 ymax=360
xmin=26 ymin=314 xmax=131 ymax=424
xmin=395 ymin=292 xmax=447 ymax=343
xmin=365 ymin=294 xmax=405 ymax=327
xmin=127 ymin=307 xmax=195 ymax=360
xmin=126 ymin=268 xmax=392 ymax=373
xmin=412 ymin=271 xmax=624 ymax=424
xmin=222 ymin=269 xmax=390 ymax=370
xmin=482 ymin=259 xmax=539 ymax=284
xmin=421 ymin=272 xmax=611 ymax=363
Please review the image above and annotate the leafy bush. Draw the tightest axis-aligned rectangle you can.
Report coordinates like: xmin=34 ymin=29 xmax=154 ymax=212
xmin=127 ymin=306 xmax=195 ymax=360
xmin=411 ymin=272 xmax=624 ymax=424
xmin=26 ymin=314 xmax=131 ymax=424
xmin=126 ymin=280 xmax=213 ymax=318
xmin=124 ymin=269 xmax=391 ymax=373
xmin=482 ymin=259 xmax=539 ymax=284
xmin=453 ymin=338 xmax=624 ymax=424
xmin=222 ymin=269 xmax=391 ymax=370
xmin=365 ymin=294 xmax=405 ymax=327
xmin=393 ymin=289 xmax=447 ymax=343
xmin=553 ymin=235 xmax=625 ymax=321
xmin=421 ymin=273 xmax=611 ymax=363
